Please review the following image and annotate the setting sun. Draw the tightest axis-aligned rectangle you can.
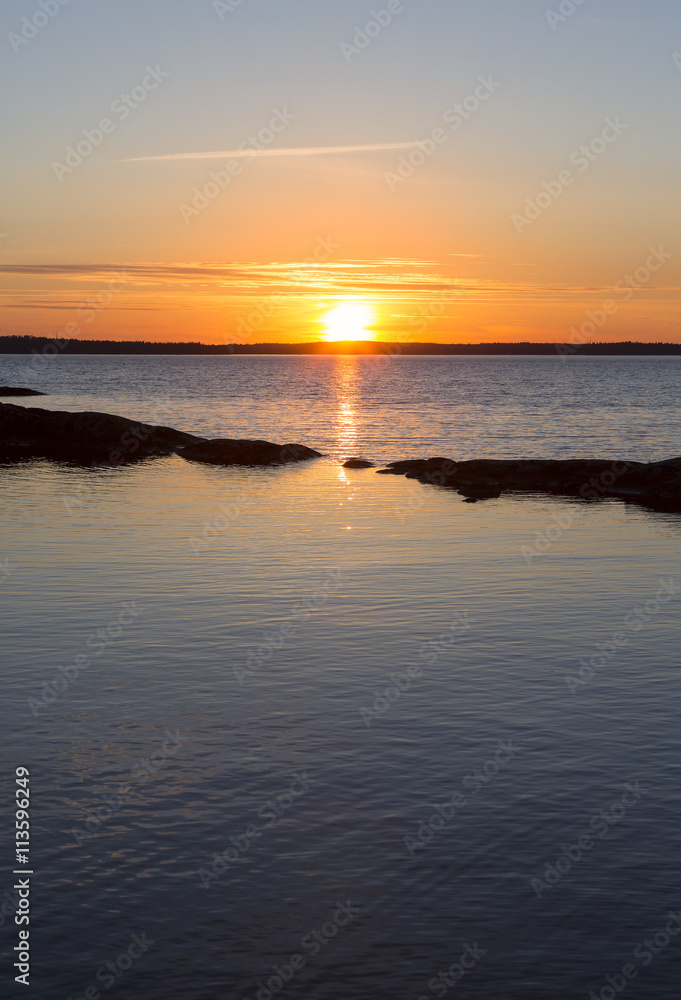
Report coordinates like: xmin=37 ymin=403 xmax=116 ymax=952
xmin=321 ymin=302 xmax=376 ymax=342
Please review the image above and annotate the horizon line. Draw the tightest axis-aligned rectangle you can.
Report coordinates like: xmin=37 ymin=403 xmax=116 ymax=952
xmin=3 ymin=336 xmax=681 ymax=351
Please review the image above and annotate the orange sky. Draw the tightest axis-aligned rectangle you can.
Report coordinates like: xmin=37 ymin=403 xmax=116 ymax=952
xmin=2 ymin=2 xmax=680 ymax=344
xmin=3 ymin=252 xmax=679 ymax=346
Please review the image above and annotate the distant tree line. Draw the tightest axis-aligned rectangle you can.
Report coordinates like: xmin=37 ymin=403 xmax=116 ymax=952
xmin=2 ymin=335 xmax=681 ymax=356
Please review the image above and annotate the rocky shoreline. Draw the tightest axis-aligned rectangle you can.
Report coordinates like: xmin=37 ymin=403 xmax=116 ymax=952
xmin=0 ymin=401 xmax=321 ymax=467
xmin=1 ymin=401 xmax=680 ymax=512
xmin=377 ymin=456 xmax=681 ymax=512
xmin=0 ymin=386 xmax=45 ymax=396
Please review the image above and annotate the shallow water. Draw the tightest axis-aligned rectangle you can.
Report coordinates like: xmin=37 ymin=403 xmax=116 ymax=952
xmin=1 ymin=355 xmax=680 ymax=999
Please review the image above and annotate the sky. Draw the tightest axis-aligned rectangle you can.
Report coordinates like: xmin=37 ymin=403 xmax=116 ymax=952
xmin=1 ymin=0 xmax=680 ymax=344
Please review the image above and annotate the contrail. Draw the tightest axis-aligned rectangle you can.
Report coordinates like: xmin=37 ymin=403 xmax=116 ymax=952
xmin=124 ymin=142 xmax=419 ymax=163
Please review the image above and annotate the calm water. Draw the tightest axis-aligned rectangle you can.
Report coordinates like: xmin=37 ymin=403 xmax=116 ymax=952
xmin=3 ymin=352 xmax=681 ymax=461
xmin=1 ymin=355 xmax=680 ymax=999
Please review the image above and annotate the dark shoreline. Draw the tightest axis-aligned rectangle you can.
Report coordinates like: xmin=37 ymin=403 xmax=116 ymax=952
xmin=3 ymin=336 xmax=681 ymax=356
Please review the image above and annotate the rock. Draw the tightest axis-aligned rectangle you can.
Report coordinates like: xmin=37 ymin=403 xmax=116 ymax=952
xmin=0 ymin=401 xmax=202 ymax=465
xmin=180 ymin=439 xmax=323 ymax=467
xmin=0 ymin=386 xmax=45 ymax=396
xmin=385 ymin=455 xmax=681 ymax=513
xmin=384 ymin=457 xmax=454 ymax=475
xmin=376 ymin=457 xmax=455 ymax=476
xmin=0 ymin=402 xmax=324 ymax=469
xmin=456 ymin=480 xmax=502 ymax=501
xmin=342 ymin=458 xmax=374 ymax=469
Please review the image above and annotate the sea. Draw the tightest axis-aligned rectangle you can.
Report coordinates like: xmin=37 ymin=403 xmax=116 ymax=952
xmin=1 ymin=354 xmax=680 ymax=1000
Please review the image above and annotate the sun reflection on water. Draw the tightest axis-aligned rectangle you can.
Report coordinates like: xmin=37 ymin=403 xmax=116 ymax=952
xmin=333 ymin=357 xmax=361 ymax=461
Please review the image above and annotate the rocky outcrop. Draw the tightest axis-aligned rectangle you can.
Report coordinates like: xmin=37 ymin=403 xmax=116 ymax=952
xmin=379 ymin=456 xmax=681 ymax=511
xmin=376 ymin=457 xmax=452 ymax=476
xmin=0 ymin=401 xmax=202 ymax=465
xmin=0 ymin=403 xmax=320 ymax=465
xmin=3 ymin=399 xmax=681 ymax=512
xmin=181 ymin=439 xmax=322 ymax=467
xmin=0 ymin=402 xmax=323 ymax=468
xmin=0 ymin=386 xmax=45 ymax=396
xmin=342 ymin=458 xmax=374 ymax=469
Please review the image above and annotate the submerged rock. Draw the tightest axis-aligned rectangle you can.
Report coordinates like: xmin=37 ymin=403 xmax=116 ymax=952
xmin=0 ymin=386 xmax=45 ymax=396
xmin=342 ymin=458 xmax=374 ymax=469
xmin=0 ymin=401 xmax=203 ymax=465
xmin=382 ymin=456 xmax=681 ymax=512
xmin=180 ymin=439 xmax=323 ymax=467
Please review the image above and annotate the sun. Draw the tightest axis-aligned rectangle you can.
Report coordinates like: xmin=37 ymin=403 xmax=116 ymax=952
xmin=320 ymin=302 xmax=376 ymax=342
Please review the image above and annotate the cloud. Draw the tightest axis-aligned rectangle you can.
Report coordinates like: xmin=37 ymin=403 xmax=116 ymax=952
xmin=2 ymin=262 xmax=678 ymax=305
xmin=123 ymin=142 xmax=419 ymax=163
xmin=3 ymin=302 xmax=159 ymax=311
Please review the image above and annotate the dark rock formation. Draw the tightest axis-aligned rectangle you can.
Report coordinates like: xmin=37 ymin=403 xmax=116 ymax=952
xmin=4 ymin=398 xmax=681 ymax=513
xmin=0 ymin=401 xmax=204 ymax=465
xmin=342 ymin=458 xmax=374 ymax=469
xmin=0 ymin=386 xmax=45 ymax=396
xmin=380 ymin=456 xmax=681 ymax=512
xmin=376 ymin=457 xmax=452 ymax=476
xmin=181 ymin=439 xmax=322 ymax=467
xmin=0 ymin=402 xmax=324 ymax=469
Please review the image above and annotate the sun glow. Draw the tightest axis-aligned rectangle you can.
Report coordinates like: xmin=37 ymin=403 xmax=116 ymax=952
xmin=320 ymin=302 xmax=376 ymax=342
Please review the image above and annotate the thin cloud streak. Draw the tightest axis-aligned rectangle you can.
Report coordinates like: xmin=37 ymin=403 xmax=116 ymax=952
xmin=123 ymin=142 xmax=419 ymax=163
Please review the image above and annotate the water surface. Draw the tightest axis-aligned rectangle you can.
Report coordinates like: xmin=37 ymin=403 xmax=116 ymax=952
xmin=1 ymin=355 xmax=680 ymax=999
